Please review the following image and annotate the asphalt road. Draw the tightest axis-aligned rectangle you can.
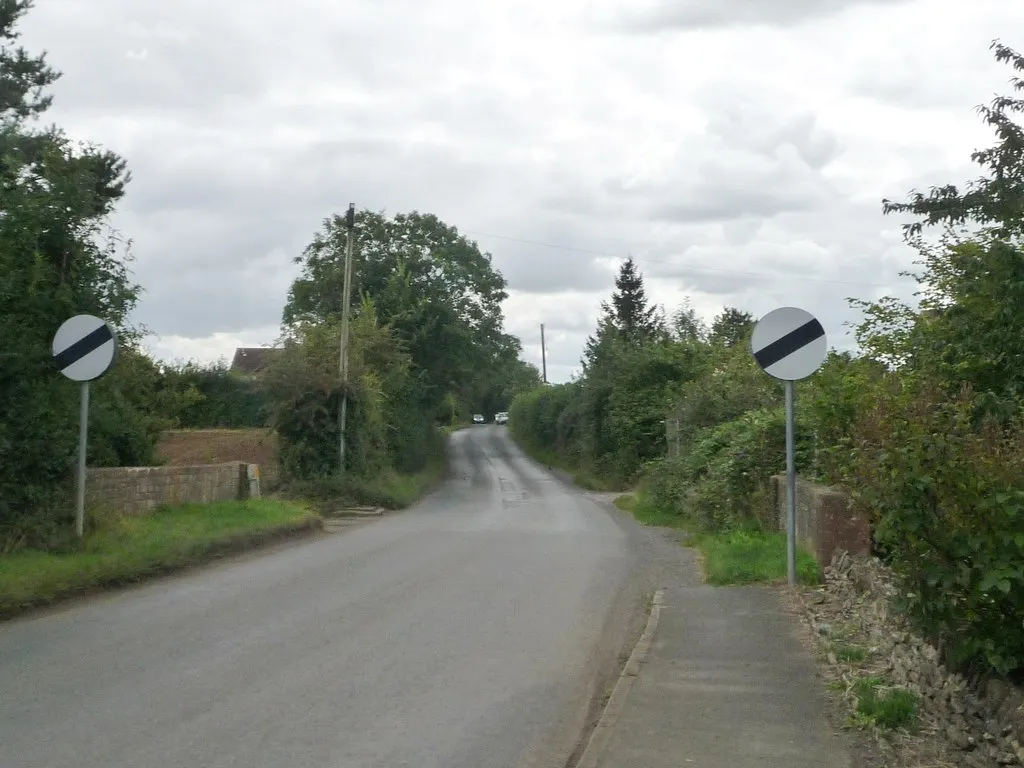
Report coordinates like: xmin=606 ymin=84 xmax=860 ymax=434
xmin=0 ymin=426 xmax=641 ymax=768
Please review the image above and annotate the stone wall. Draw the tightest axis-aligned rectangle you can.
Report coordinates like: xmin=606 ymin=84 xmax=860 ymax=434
xmin=85 ymin=462 xmax=255 ymax=516
xmin=797 ymin=551 xmax=1024 ymax=767
xmin=769 ymin=474 xmax=871 ymax=566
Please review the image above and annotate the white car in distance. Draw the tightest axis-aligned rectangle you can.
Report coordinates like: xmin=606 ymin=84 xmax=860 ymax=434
xmin=494 ymin=412 xmax=509 ymax=425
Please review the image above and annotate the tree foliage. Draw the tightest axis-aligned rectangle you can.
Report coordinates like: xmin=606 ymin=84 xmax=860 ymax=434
xmin=274 ymin=209 xmax=536 ymax=496
xmin=610 ymin=257 xmax=662 ymax=344
xmin=283 ymin=209 xmax=526 ymax=420
xmin=155 ymin=361 xmax=270 ymax=428
xmin=883 ymin=41 xmax=1024 ymax=239
xmin=0 ymin=1 xmax=157 ymax=548
xmin=266 ymin=303 xmax=416 ymax=481
xmin=510 ymin=41 xmax=1024 ymax=679
xmin=835 ymin=41 xmax=1024 ymax=674
xmin=515 ymin=259 xmax=708 ymax=485
xmin=708 ymin=307 xmax=755 ymax=347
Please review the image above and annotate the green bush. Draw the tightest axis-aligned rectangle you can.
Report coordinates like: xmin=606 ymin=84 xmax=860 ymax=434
xmin=843 ymin=377 xmax=1024 ymax=675
xmin=287 ymin=431 xmax=446 ymax=509
xmin=639 ymin=455 xmax=691 ymax=522
xmin=511 ymin=343 xmax=708 ymax=486
xmin=642 ymin=407 xmax=813 ymax=532
xmin=602 ymin=342 xmax=709 ymax=481
xmin=159 ymin=361 xmax=271 ymax=428
xmin=509 ymin=383 xmax=579 ymax=455
xmin=798 ymin=352 xmax=887 ymax=484
xmin=667 ymin=343 xmax=778 ymax=456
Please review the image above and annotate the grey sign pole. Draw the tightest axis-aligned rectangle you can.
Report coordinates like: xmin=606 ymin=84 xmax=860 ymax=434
xmin=751 ymin=307 xmax=827 ymax=585
xmin=76 ymin=381 xmax=90 ymax=537
xmin=52 ymin=315 xmax=118 ymax=537
xmin=784 ymin=379 xmax=796 ymax=584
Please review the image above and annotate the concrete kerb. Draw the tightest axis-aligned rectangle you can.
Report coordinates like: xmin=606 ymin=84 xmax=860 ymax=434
xmin=574 ymin=589 xmax=666 ymax=768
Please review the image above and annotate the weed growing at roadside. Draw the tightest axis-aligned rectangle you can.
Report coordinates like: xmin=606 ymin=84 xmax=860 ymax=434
xmin=833 ymin=642 xmax=869 ymax=663
xmin=693 ymin=529 xmax=820 ymax=585
xmin=613 ymin=492 xmax=688 ymax=528
xmin=851 ymin=676 xmax=918 ymax=731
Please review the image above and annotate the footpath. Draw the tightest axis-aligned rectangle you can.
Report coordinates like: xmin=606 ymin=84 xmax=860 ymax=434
xmin=580 ymin=534 xmax=855 ymax=768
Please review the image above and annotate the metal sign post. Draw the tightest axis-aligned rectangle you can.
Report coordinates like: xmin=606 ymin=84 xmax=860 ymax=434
xmin=52 ymin=315 xmax=119 ymax=537
xmin=751 ymin=307 xmax=827 ymax=585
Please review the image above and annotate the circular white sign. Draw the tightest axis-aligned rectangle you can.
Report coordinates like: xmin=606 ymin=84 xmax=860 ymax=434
xmin=750 ymin=306 xmax=827 ymax=381
xmin=52 ymin=314 xmax=118 ymax=382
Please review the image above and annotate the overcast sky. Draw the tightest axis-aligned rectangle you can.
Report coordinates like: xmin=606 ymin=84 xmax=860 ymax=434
xmin=20 ymin=0 xmax=1023 ymax=382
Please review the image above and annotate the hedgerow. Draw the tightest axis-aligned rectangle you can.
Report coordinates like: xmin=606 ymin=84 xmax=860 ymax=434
xmin=511 ymin=41 xmax=1024 ymax=678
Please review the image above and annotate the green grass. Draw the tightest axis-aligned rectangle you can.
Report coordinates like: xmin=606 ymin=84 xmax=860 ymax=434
xmin=290 ymin=459 xmax=446 ymax=510
xmin=510 ymin=436 xmax=623 ymax=492
xmin=0 ymin=499 xmax=319 ymax=618
xmin=851 ymin=676 xmax=918 ymax=730
xmin=833 ymin=642 xmax=869 ymax=663
xmin=287 ymin=429 xmax=450 ymax=510
xmin=614 ymin=493 xmax=688 ymax=528
xmin=693 ymin=529 xmax=820 ymax=585
xmin=354 ymin=455 xmax=447 ymax=508
xmin=614 ymin=491 xmax=820 ymax=585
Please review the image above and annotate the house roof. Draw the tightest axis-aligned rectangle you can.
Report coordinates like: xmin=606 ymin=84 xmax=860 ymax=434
xmin=230 ymin=347 xmax=283 ymax=375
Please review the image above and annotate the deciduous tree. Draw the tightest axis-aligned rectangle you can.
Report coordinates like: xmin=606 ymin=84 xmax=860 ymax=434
xmin=0 ymin=0 xmax=143 ymax=547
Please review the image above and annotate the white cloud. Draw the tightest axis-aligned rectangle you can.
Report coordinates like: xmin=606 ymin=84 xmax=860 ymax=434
xmin=18 ymin=0 xmax=1024 ymax=381
xmin=143 ymin=327 xmax=281 ymax=368
xmin=610 ymin=0 xmax=916 ymax=31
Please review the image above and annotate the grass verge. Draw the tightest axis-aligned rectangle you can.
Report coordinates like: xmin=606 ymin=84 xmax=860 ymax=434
xmin=615 ymin=491 xmax=820 ymax=585
xmin=351 ymin=453 xmax=448 ymax=508
xmin=286 ymin=430 xmax=450 ymax=510
xmin=691 ymin=529 xmax=820 ymax=585
xmin=509 ymin=434 xmax=622 ymax=491
xmin=614 ymin=492 xmax=684 ymax=527
xmin=287 ymin=459 xmax=447 ymax=511
xmin=0 ymin=499 xmax=320 ymax=619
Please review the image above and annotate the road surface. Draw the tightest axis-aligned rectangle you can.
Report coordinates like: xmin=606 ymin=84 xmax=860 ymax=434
xmin=0 ymin=426 xmax=641 ymax=768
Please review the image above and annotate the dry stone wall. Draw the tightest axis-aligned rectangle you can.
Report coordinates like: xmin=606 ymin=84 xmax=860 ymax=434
xmin=85 ymin=462 xmax=256 ymax=516
xmin=799 ymin=550 xmax=1024 ymax=767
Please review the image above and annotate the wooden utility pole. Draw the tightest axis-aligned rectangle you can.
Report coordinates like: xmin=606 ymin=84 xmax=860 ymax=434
xmin=540 ymin=323 xmax=547 ymax=383
xmin=338 ymin=203 xmax=355 ymax=475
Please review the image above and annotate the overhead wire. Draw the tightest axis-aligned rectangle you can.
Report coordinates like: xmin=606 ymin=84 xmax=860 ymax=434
xmin=460 ymin=228 xmax=904 ymax=290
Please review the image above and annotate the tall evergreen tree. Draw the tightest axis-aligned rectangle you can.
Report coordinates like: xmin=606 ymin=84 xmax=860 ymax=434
xmin=709 ymin=307 xmax=755 ymax=347
xmin=610 ymin=257 xmax=659 ymax=344
xmin=672 ymin=299 xmax=705 ymax=342
xmin=581 ymin=302 xmax=617 ymax=371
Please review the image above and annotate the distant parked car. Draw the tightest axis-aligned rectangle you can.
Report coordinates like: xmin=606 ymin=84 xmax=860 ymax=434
xmin=472 ymin=414 xmax=485 ymax=424
xmin=494 ymin=412 xmax=508 ymax=425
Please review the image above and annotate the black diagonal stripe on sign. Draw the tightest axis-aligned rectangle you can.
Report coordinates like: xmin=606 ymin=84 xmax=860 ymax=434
xmin=754 ymin=318 xmax=825 ymax=370
xmin=54 ymin=323 xmax=113 ymax=370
